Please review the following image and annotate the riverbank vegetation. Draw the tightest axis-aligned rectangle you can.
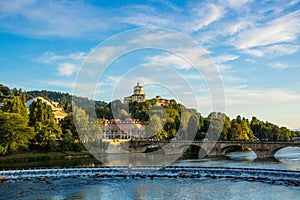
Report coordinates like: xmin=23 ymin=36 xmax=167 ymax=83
xmin=0 ymin=84 xmax=299 ymax=157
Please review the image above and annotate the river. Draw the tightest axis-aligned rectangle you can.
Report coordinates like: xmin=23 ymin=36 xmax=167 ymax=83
xmin=0 ymin=147 xmax=299 ymax=200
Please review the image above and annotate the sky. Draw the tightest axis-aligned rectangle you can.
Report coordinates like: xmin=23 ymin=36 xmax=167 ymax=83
xmin=0 ymin=0 xmax=300 ymax=129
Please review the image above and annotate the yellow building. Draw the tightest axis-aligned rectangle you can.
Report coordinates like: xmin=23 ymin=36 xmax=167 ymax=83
xmin=154 ymin=96 xmax=176 ymax=106
xmin=25 ymin=96 xmax=67 ymax=123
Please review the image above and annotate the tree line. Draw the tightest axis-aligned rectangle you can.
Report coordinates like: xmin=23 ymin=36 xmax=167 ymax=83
xmin=0 ymin=86 xmax=299 ymax=155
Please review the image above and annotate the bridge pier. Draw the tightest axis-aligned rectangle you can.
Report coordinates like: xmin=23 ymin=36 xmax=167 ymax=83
xmin=163 ymin=144 xmax=189 ymax=155
xmin=254 ymin=150 xmax=273 ymax=159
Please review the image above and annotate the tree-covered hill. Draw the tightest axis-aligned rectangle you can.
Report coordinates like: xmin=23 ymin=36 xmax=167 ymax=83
xmin=24 ymin=88 xmax=295 ymax=142
xmin=0 ymin=84 xmax=299 ymax=156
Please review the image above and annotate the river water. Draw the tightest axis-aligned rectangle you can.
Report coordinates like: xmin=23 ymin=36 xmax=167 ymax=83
xmin=0 ymin=147 xmax=299 ymax=200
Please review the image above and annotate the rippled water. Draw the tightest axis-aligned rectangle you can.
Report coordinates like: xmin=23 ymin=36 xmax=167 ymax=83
xmin=1 ymin=176 xmax=300 ymax=200
xmin=0 ymin=147 xmax=299 ymax=200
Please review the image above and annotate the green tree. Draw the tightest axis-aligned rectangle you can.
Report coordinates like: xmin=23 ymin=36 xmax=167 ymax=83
xmin=250 ymin=116 xmax=291 ymax=141
xmin=202 ymin=112 xmax=226 ymax=141
xmin=2 ymin=96 xmax=28 ymax=118
xmin=228 ymin=116 xmax=253 ymax=141
xmin=0 ymin=84 xmax=11 ymax=96
xmin=0 ymin=112 xmax=35 ymax=155
xmin=145 ymin=114 xmax=164 ymax=138
xmin=240 ymin=120 xmax=254 ymax=141
xmin=278 ymin=127 xmax=291 ymax=141
xmin=221 ymin=115 xmax=231 ymax=140
xmin=154 ymin=130 xmax=168 ymax=140
xmin=118 ymin=109 xmax=130 ymax=120
xmin=228 ymin=121 xmax=243 ymax=140
xmin=29 ymin=99 xmax=62 ymax=152
xmin=60 ymin=130 xmax=74 ymax=152
xmin=60 ymin=112 xmax=78 ymax=139
xmin=73 ymin=105 xmax=101 ymax=144
xmin=185 ymin=114 xmax=199 ymax=140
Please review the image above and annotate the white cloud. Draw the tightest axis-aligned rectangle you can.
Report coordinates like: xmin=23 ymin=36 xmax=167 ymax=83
xmin=212 ymin=54 xmax=239 ymax=64
xmin=269 ymin=62 xmax=289 ymax=70
xmin=191 ymin=4 xmax=224 ymax=31
xmin=223 ymin=0 xmax=253 ymax=9
xmin=227 ymin=20 xmax=252 ymax=35
xmin=266 ymin=62 xmax=300 ymax=70
xmin=35 ymin=51 xmax=87 ymax=63
xmin=34 ymin=52 xmax=64 ymax=63
xmin=145 ymin=47 xmax=213 ymax=71
xmin=57 ymin=63 xmax=78 ymax=76
xmin=146 ymin=53 xmax=191 ymax=70
xmin=120 ymin=13 xmax=170 ymax=28
xmin=85 ymin=46 xmax=125 ymax=65
xmin=243 ymin=44 xmax=299 ymax=57
xmin=0 ymin=1 xmax=110 ymax=38
xmin=234 ymin=10 xmax=300 ymax=49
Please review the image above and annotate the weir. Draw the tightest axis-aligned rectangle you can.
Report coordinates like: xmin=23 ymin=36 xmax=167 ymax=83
xmin=1 ymin=166 xmax=300 ymax=186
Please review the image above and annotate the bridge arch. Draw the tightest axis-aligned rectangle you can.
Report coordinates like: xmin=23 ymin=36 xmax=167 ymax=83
xmin=128 ymin=140 xmax=300 ymax=159
xmin=273 ymin=146 xmax=300 ymax=158
xmin=182 ymin=144 xmax=201 ymax=156
xmin=220 ymin=145 xmax=252 ymax=155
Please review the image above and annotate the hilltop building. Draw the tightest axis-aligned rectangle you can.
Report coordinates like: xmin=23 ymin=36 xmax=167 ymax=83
xmin=124 ymin=82 xmax=146 ymax=103
xmin=101 ymin=83 xmax=178 ymax=140
xmin=123 ymin=83 xmax=176 ymax=107
xmin=154 ymin=95 xmax=176 ymax=107
xmin=25 ymin=96 xmax=67 ymax=123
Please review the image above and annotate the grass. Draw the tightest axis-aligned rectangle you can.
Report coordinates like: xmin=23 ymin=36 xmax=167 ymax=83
xmin=0 ymin=151 xmax=93 ymax=164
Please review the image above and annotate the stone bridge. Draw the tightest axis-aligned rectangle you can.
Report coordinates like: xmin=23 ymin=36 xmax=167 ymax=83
xmin=128 ymin=140 xmax=300 ymax=159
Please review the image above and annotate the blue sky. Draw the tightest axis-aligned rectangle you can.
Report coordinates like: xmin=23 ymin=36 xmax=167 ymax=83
xmin=0 ymin=0 xmax=300 ymax=129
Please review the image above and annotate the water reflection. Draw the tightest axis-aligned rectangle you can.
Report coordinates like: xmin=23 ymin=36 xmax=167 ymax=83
xmin=1 ymin=147 xmax=299 ymax=171
xmin=94 ymin=151 xmax=180 ymax=167
xmin=173 ymin=147 xmax=300 ymax=171
xmin=225 ymin=150 xmax=256 ymax=161
xmin=275 ymin=147 xmax=300 ymax=162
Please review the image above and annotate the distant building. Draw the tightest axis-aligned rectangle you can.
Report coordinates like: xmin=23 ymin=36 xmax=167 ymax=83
xmin=124 ymin=82 xmax=146 ymax=103
xmin=25 ymin=96 xmax=67 ymax=123
xmin=101 ymin=118 xmax=145 ymax=139
xmin=154 ymin=96 xmax=176 ymax=107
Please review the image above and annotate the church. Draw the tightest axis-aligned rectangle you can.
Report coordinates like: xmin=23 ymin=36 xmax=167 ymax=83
xmin=123 ymin=82 xmax=146 ymax=103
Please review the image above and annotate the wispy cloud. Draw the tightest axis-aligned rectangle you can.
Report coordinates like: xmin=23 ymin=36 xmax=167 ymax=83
xmin=190 ymin=4 xmax=224 ymax=31
xmin=267 ymin=62 xmax=300 ymax=70
xmin=34 ymin=52 xmax=87 ymax=63
xmin=226 ymin=20 xmax=253 ymax=35
xmin=243 ymin=44 xmax=299 ymax=57
xmin=0 ymin=1 xmax=111 ymax=38
xmin=233 ymin=10 xmax=300 ymax=49
xmin=212 ymin=54 xmax=239 ymax=64
xmin=119 ymin=5 xmax=171 ymax=27
xmin=222 ymin=0 xmax=254 ymax=9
